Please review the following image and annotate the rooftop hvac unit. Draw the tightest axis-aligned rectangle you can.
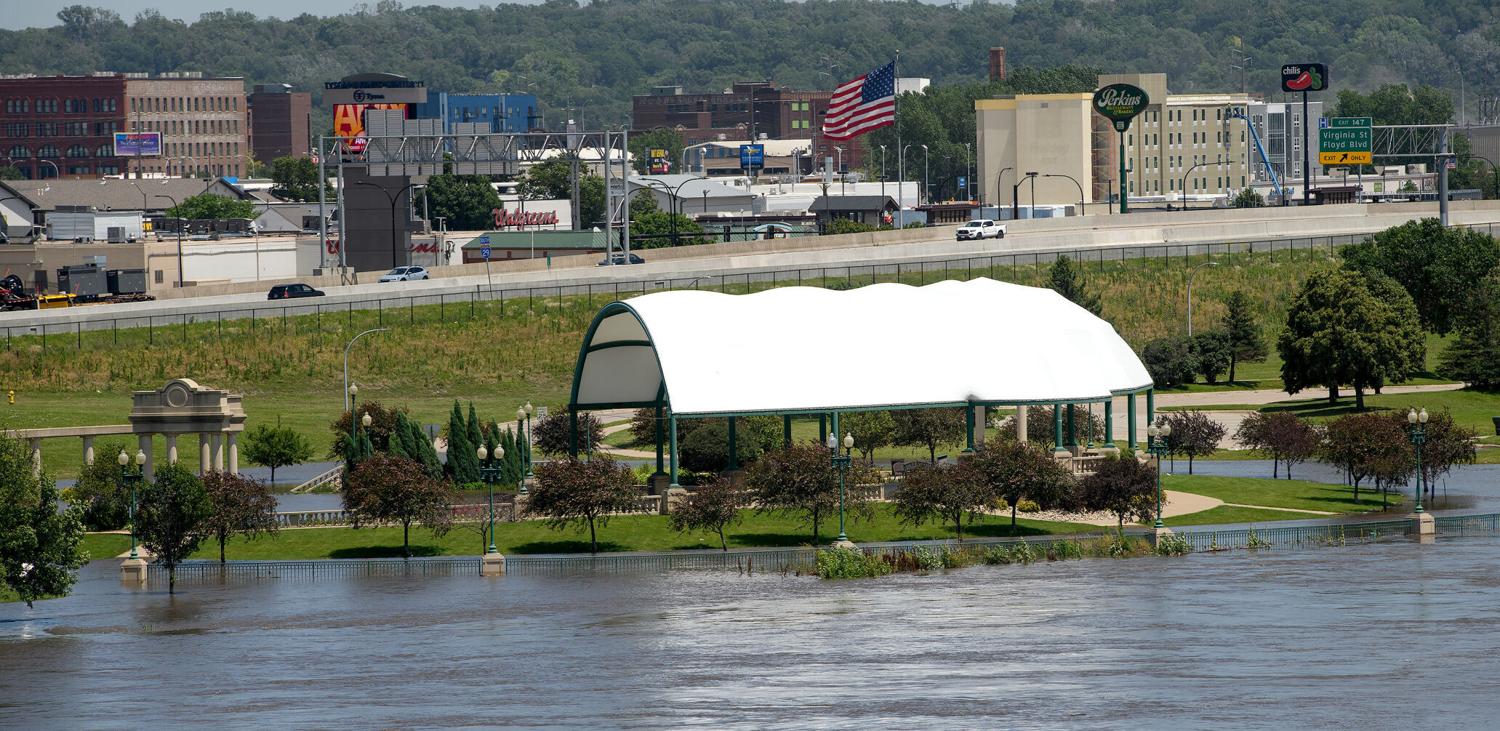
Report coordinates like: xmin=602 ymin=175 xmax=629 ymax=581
xmin=107 ymin=226 xmax=126 ymax=243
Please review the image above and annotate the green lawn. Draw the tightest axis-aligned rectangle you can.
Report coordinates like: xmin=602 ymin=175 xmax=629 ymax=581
xmin=1156 ymin=332 xmax=1455 ymax=394
xmin=82 ymin=532 xmax=132 ymax=561
xmin=1163 ymin=505 xmax=1320 ymax=526
xmin=1165 ymin=473 xmax=1402 ymax=514
xmin=194 ymin=504 xmax=1097 ymax=560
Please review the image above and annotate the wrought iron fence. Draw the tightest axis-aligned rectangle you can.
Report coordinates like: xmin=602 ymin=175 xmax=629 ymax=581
xmin=1171 ymin=518 xmax=1415 ymax=551
xmin=148 ymin=557 xmax=481 ymax=583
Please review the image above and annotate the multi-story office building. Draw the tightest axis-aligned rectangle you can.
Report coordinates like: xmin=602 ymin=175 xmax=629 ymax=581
xmin=976 ymin=73 xmax=1256 ymax=208
xmin=125 ymin=73 xmax=248 ymax=179
xmin=1243 ymin=100 xmax=1324 ymax=187
xmin=0 ymin=72 xmax=249 ymax=179
xmin=248 ymin=83 xmax=311 ymax=162
xmin=632 ymin=81 xmax=858 ymax=174
xmin=413 ymin=92 xmax=540 ymax=134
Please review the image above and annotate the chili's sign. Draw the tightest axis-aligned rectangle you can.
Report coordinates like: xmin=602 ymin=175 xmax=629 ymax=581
xmin=1092 ymin=83 xmax=1150 ymax=132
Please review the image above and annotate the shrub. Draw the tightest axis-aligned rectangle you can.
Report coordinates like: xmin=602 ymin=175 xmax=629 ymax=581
xmin=1154 ymin=532 xmax=1192 ymax=556
xmin=1045 ymin=539 xmax=1084 ymax=561
xmin=912 ymin=546 xmax=944 ymax=571
xmin=1189 ymin=330 xmax=1233 ymax=384
xmin=1141 ymin=336 xmax=1198 ymax=387
xmin=817 ymin=547 xmax=892 ymax=579
xmin=1015 ymin=498 xmax=1041 ymax=513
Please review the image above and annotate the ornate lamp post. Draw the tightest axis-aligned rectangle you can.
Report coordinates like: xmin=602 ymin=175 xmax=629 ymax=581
xmin=117 ymin=449 xmax=147 ymax=560
xmin=523 ymin=402 xmax=535 ymax=478
xmin=1407 ymin=407 xmax=1428 ymax=513
xmin=827 ymin=431 xmax=855 ymax=545
xmin=477 ymin=444 xmax=505 ymax=554
xmin=1147 ymin=422 xmax=1172 ymax=529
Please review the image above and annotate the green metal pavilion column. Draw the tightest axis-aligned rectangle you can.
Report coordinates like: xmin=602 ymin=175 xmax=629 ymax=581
xmin=1127 ymin=393 xmax=1138 ymax=450
xmin=654 ymin=405 xmax=665 ymax=474
xmin=728 ymin=416 xmax=738 ymax=470
xmin=831 ymin=411 xmax=840 ymax=446
xmin=964 ymin=403 xmax=976 ymax=453
xmin=819 ymin=414 xmax=828 ymax=445
xmin=1052 ymin=403 xmax=1066 ymax=455
xmin=668 ymin=413 xmax=680 ymax=488
xmin=783 ymin=415 xmax=792 ymax=449
xmin=1066 ymin=404 xmax=1077 ymax=451
xmin=1104 ymin=397 xmax=1115 ymax=449
xmin=1146 ymin=388 xmax=1155 ymax=428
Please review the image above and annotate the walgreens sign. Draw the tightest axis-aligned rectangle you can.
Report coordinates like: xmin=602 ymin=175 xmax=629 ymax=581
xmin=491 ymin=207 xmax=559 ymax=228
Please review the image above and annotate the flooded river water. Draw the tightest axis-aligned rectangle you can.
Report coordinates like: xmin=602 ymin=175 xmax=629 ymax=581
xmin=6 ymin=533 xmax=1500 ymax=728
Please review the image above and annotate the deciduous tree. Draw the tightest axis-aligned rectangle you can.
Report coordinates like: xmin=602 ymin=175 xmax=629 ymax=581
xmin=1278 ymin=266 xmax=1424 ymax=408
xmin=1340 ymin=218 xmax=1500 ymax=335
xmin=1320 ymin=413 xmax=1411 ymax=503
xmin=0 ymin=434 xmax=86 ymax=607
xmin=746 ymin=444 xmax=877 ymax=543
xmin=842 ymin=410 xmax=896 ymax=464
xmin=240 ymin=420 xmax=314 ymax=487
xmin=892 ymin=460 xmax=989 ymax=538
xmin=892 ymin=408 xmax=966 ymax=464
xmin=1235 ymin=412 xmax=1319 ymax=479
xmin=669 ymin=477 xmax=744 ymax=550
xmin=200 ymin=471 xmax=278 ymax=563
xmin=1079 ymin=455 xmax=1157 ymax=529
xmin=533 ymin=408 xmax=604 ymax=457
xmin=1159 ymin=411 xmax=1226 ymax=474
xmin=268 ymin=156 xmax=326 ymax=202
xmin=1141 ymin=336 xmax=1198 ymax=388
xmin=135 ymin=464 xmax=212 ymax=593
xmin=165 ymin=193 xmax=255 ymax=221
xmin=426 ymin=174 xmax=503 ymax=230
xmin=527 ymin=455 xmax=641 ymax=553
xmin=1190 ymin=330 xmax=1232 ymax=385
xmin=1439 ymin=274 xmax=1500 ymax=389
xmin=65 ymin=440 xmax=132 ymax=531
xmin=967 ymin=440 xmax=1076 ymax=528
xmin=344 ymin=454 xmax=456 ymax=558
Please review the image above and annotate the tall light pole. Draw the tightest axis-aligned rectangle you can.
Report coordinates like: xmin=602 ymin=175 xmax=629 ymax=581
xmin=477 ymin=443 xmax=504 ymax=554
xmin=900 ymin=143 xmax=912 ymax=210
xmin=1185 ymin=261 xmax=1218 ymax=337
xmin=1407 ymin=407 xmax=1428 ymax=513
xmin=827 ymin=430 xmax=854 ymax=545
xmin=522 ymin=402 xmax=535 ymax=479
xmin=1147 ymin=422 xmax=1172 ymax=529
xmin=996 ymin=166 xmax=1012 ymax=214
xmin=1042 ymin=173 xmax=1086 ymax=215
xmin=117 ymin=449 xmax=147 ymax=560
xmin=834 ymin=146 xmax=845 ymax=194
xmin=155 ymin=193 xmax=184 ymax=287
xmin=343 ymin=328 xmax=388 ymax=411
xmin=921 ymin=144 xmax=929 ymax=205
xmin=1025 ymin=171 xmax=1039 ymax=212
xmin=964 ymin=142 xmax=972 ymax=200
xmin=879 ymin=145 xmax=887 ymax=202
xmin=515 ymin=406 xmax=529 ymax=494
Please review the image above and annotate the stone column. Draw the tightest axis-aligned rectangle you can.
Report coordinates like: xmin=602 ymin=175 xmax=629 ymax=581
xmin=28 ymin=438 xmax=41 ymax=478
xmin=211 ymin=433 xmax=223 ymax=472
xmin=973 ymin=405 xmax=986 ymax=449
xmin=82 ymin=436 xmax=95 ymax=466
xmin=138 ymin=433 xmax=154 ymax=482
xmin=165 ymin=434 xmax=178 ymax=465
xmin=1015 ymin=405 xmax=1029 ymax=443
xmin=199 ymin=434 xmax=211 ymax=475
xmin=228 ymin=433 xmax=239 ymax=475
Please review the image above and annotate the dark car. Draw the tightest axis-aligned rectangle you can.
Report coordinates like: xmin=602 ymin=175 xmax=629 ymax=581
xmin=597 ymin=253 xmax=646 ymax=267
xmin=267 ymin=283 xmax=326 ymax=300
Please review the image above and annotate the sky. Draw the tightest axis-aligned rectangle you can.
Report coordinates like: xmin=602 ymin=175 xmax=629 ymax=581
xmin=3 ymin=0 xmax=513 ymax=30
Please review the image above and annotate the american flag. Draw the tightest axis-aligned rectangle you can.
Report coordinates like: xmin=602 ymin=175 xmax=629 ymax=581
xmin=822 ymin=60 xmax=897 ymax=140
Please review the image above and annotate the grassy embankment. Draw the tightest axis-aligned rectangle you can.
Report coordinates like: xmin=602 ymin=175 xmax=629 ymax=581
xmin=1 ymin=246 xmax=1364 ymax=479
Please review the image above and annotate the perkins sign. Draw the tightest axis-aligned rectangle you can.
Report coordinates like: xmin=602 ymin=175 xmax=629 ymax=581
xmin=1092 ymin=84 xmax=1150 ymax=132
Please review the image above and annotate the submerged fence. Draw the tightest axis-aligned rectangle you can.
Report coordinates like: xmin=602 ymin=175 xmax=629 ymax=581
xmin=146 ymin=511 xmax=1500 ymax=585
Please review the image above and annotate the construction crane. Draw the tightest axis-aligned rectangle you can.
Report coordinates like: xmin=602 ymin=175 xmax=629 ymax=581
xmin=1227 ymin=106 xmax=1288 ymax=205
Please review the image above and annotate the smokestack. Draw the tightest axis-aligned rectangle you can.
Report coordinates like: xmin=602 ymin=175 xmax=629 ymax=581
xmin=989 ymin=47 xmax=1007 ymax=82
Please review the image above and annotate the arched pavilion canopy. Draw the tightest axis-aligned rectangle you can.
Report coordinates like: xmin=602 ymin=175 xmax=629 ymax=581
xmin=569 ymin=278 xmax=1152 ymax=417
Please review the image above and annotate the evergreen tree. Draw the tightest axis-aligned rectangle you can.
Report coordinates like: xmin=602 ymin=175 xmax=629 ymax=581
xmin=466 ymin=403 xmax=484 ymax=461
xmin=1047 ymin=254 xmax=1102 ymax=316
xmin=445 ymin=401 xmax=478 ymax=484
xmin=1221 ymin=291 xmax=1267 ymax=383
xmin=405 ymin=417 xmax=443 ymax=480
xmin=1440 ymin=274 xmax=1500 ymax=389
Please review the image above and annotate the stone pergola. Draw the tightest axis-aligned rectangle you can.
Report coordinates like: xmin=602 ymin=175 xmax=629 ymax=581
xmin=8 ymin=378 xmax=245 ymax=478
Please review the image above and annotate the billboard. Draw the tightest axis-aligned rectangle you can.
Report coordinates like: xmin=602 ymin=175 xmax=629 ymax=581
xmin=113 ymin=132 xmax=162 ymax=157
xmin=333 ymin=103 xmax=408 ymax=152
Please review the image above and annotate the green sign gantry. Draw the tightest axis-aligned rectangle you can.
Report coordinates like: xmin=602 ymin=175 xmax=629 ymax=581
xmin=1319 ymin=117 xmax=1372 ymax=165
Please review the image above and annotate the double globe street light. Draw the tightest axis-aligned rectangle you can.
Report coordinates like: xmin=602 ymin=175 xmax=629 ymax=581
xmin=477 ymin=444 xmax=506 ymax=554
xmin=826 ymin=431 xmax=855 ymax=545
xmin=117 ymin=449 xmax=148 ymax=560
xmin=1146 ymin=422 xmax=1173 ymax=529
xmin=1407 ymin=407 xmax=1429 ymax=514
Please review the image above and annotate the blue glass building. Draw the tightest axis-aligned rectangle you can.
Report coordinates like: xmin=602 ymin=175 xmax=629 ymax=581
xmin=413 ymin=93 xmax=540 ymax=133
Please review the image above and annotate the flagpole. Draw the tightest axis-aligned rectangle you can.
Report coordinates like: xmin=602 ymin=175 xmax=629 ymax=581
xmin=894 ymin=49 xmax=902 ymax=217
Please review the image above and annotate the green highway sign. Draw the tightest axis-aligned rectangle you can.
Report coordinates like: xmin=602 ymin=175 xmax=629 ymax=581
xmin=1320 ymin=117 xmax=1372 ymax=165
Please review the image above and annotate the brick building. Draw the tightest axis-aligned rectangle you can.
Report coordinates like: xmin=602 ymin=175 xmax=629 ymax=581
xmin=248 ymin=83 xmax=311 ymax=162
xmin=632 ymin=81 xmax=863 ymax=175
xmin=0 ymin=72 xmax=250 ymax=180
xmin=0 ymin=73 xmax=127 ymax=179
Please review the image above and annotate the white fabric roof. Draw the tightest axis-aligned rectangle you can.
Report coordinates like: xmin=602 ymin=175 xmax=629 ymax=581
xmin=571 ymin=279 xmax=1152 ymax=416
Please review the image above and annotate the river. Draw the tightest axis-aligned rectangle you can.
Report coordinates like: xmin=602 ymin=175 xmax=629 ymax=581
xmin=5 ymin=533 xmax=1500 ymax=728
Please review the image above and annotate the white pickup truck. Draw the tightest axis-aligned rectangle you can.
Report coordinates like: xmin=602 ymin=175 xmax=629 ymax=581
xmin=955 ymin=219 xmax=1006 ymax=240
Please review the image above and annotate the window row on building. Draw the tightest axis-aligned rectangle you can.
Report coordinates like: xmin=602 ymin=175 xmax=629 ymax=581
xmin=130 ymin=95 xmax=240 ymax=113
xmin=131 ymin=118 xmax=241 ymax=135
xmin=2 ymin=120 xmax=121 ymax=138
xmin=5 ymin=143 xmax=115 ymax=158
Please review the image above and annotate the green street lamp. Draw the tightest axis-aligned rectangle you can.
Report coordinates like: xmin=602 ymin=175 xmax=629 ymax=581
xmin=827 ymin=431 xmax=855 ymax=544
xmin=117 ymin=448 xmax=147 ymax=560
xmin=477 ymin=444 xmax=504 ymax=554
xmin=524 ymin=402 xmax=535 ymax=477
xmin=1407 ymin=407 xmax=1429 ymax=513
xmin=1147 ymin=422 xmax=1172 ymax=529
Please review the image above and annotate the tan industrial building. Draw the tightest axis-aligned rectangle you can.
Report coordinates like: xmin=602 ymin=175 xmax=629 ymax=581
xmin=124 ymin=73 xmax=249 ymax=179
xmin=977 ymin=73 xmax=1255 ymax=210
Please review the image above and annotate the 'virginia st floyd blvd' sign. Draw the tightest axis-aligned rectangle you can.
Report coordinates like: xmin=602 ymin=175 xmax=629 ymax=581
xmin=1319 ymin=116 xmax=1373 ymax=165
xmin=1092 ymin=83 xmax=1150 ymax=132
xmin=1280 ymin=63 xmax=1329 ymax=93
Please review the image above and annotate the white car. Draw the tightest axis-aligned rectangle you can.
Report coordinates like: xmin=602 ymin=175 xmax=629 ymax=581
xmin=955 ymin=219 xmax=1006 ymax=241
xmin=378 ymin=266 xmax=430 ymax=282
